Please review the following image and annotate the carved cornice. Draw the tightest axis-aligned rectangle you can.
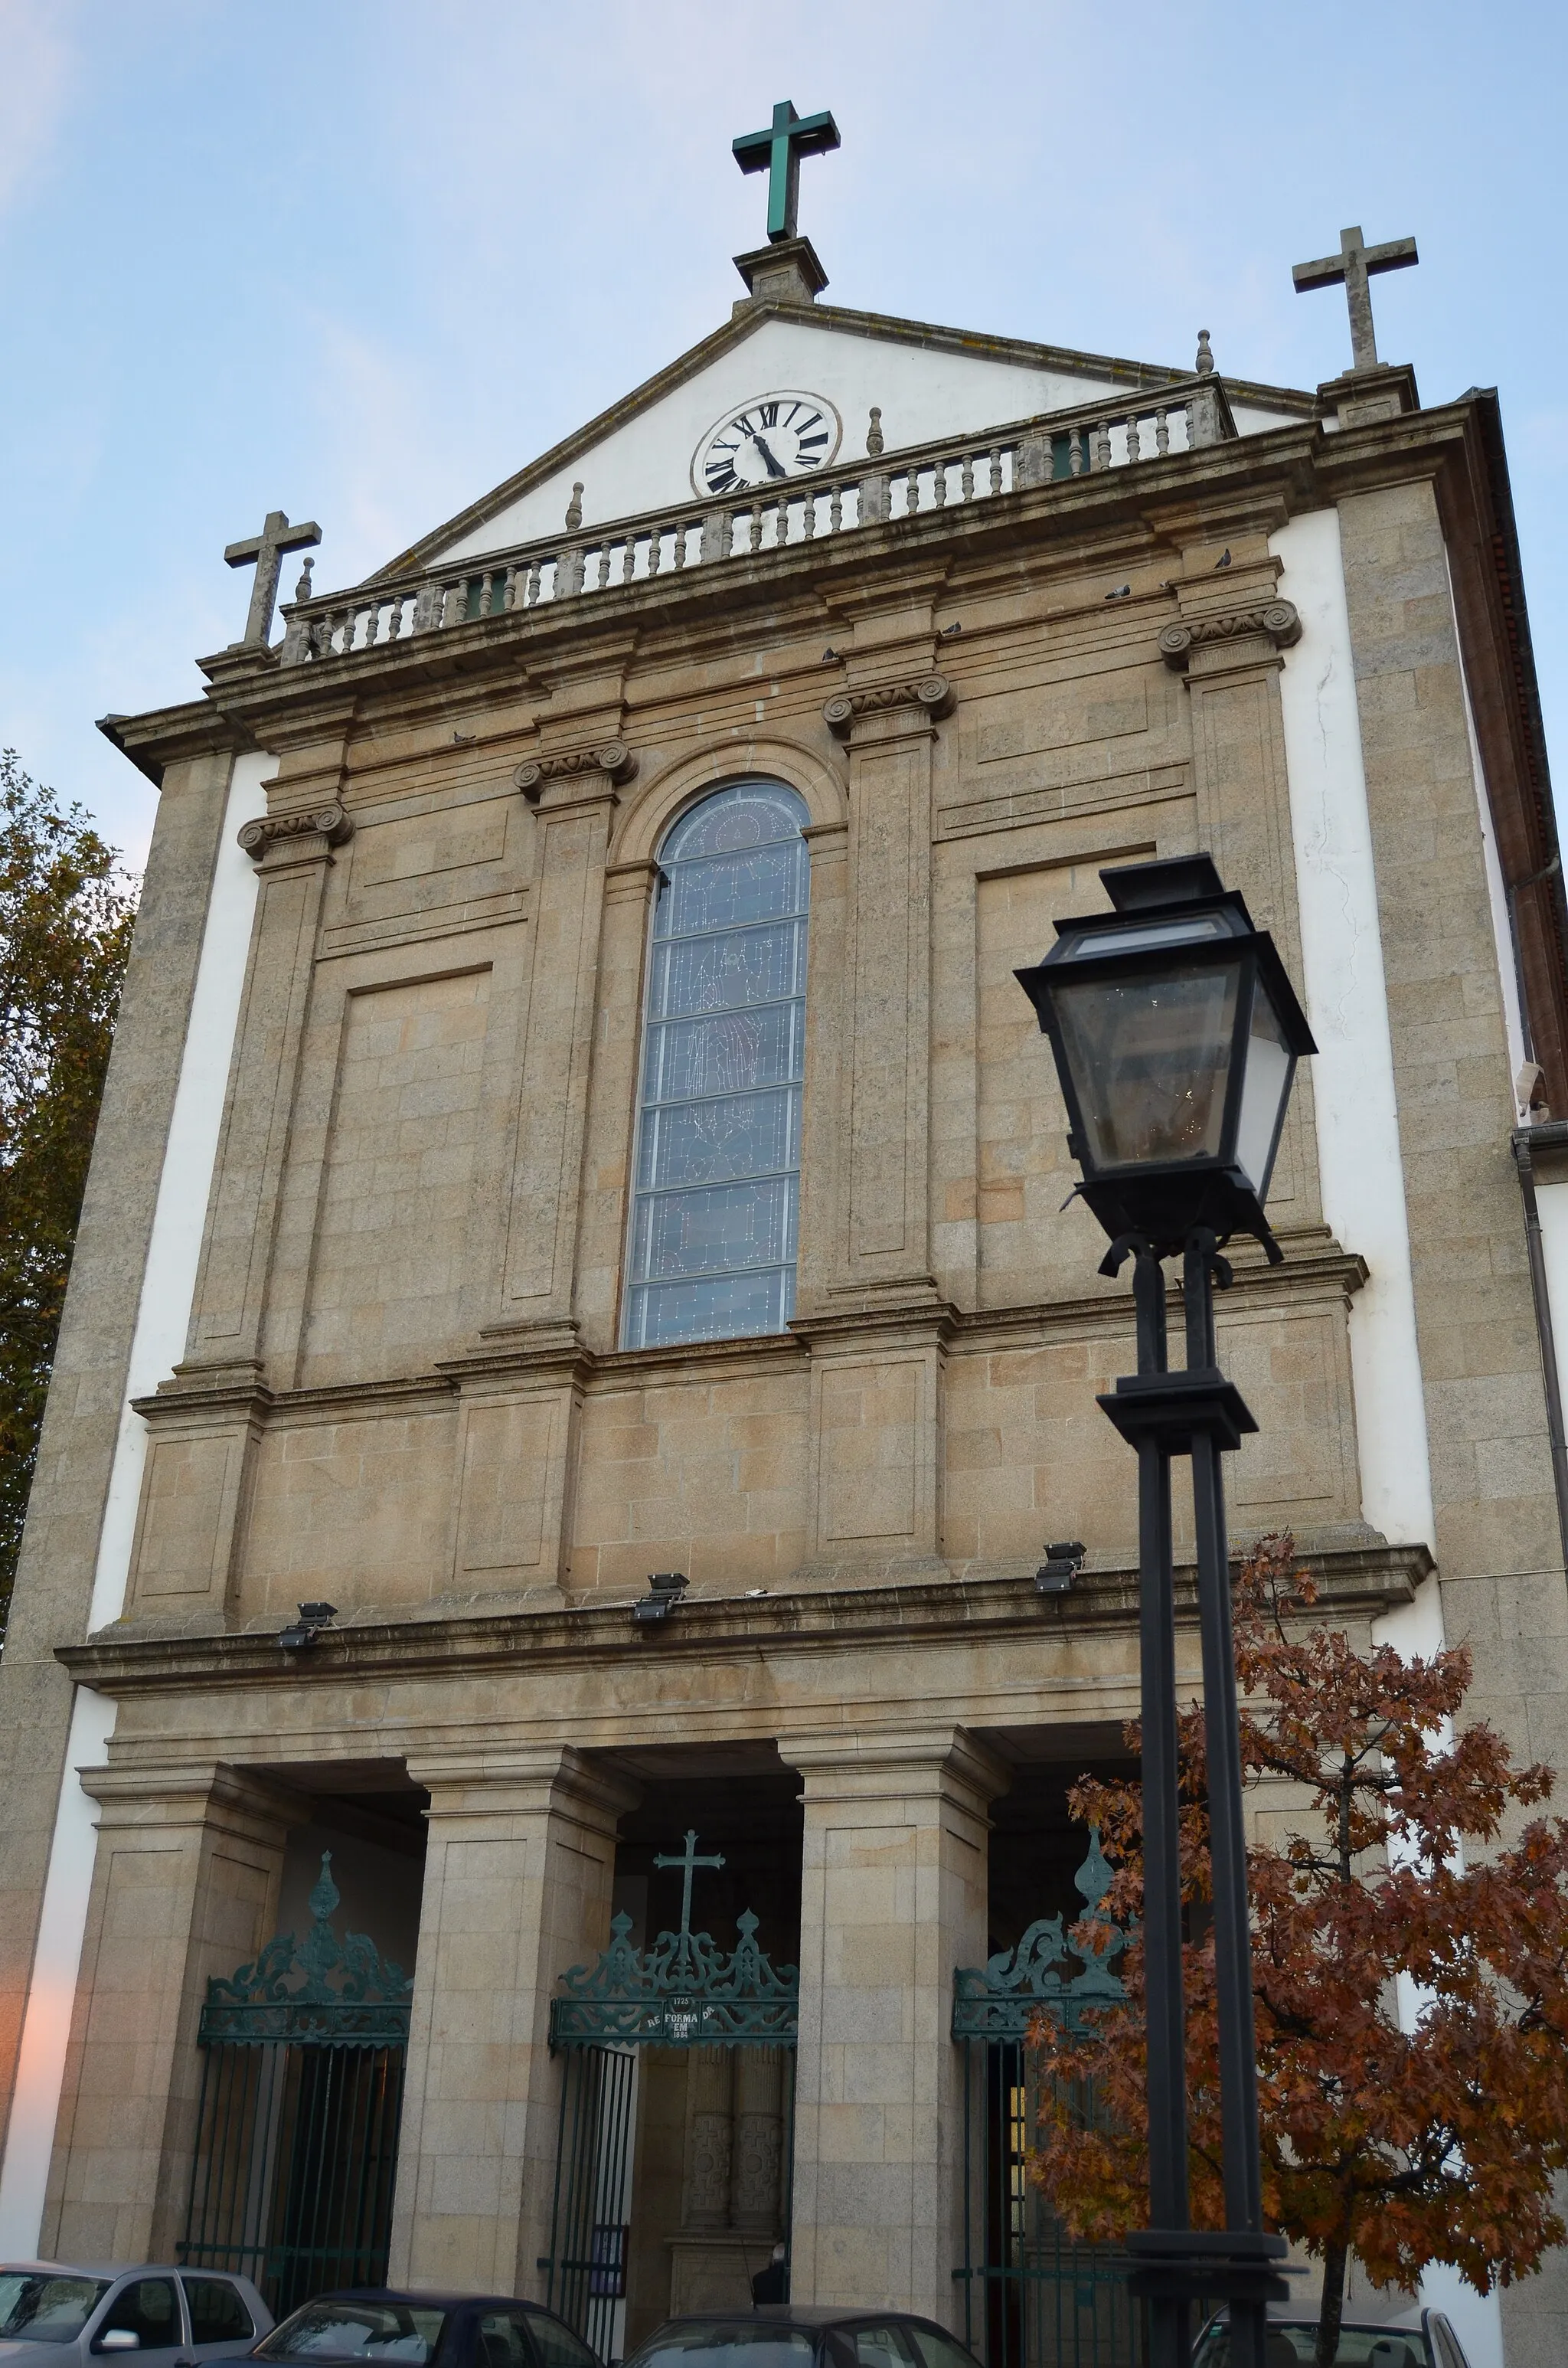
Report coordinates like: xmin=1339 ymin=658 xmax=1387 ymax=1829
xmin=1159 ymin=600 xmax=1301 ymax=670
xmin=57 ymin=1545 xmax=1428 ymax=1699
xmin=823 ymin=674 xmax=954 ymax=735
xmin=238 ymin=802 xmax=353 ymax=859
xmin=513 ymin=743 xmax=639 ymax=800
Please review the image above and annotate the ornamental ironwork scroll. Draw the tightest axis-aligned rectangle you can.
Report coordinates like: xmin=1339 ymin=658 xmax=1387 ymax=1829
xmin=952 ymin=1827 xmax=1130 ymax=2040
xmin=199 ymin=1852 xmax=413 ymax=2046
xmin=550 ymin=1829 xmax=798 ymax=2049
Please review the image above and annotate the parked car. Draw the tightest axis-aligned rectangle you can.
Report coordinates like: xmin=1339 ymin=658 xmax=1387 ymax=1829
xmin=204 ymin=2292 xmax=599 ymax=2368
xmin=0 ymin=2262 xmax=271 ymax=2368
xmin=622 ymin=2310 xmax=983 ymax=2368
xmin=1191 ymin=2307 xmax=1472 ymax=2368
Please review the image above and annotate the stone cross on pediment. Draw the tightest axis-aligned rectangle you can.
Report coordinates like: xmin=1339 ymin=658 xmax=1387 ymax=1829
xmin=1292 ymin=224 xmax=1418 ymax=374
xmin=225 ymin=509 xmax=322 ymax=647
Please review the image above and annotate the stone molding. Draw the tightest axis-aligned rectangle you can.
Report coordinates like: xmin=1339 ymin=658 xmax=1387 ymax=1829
xmin=822 ymin=674 xmax=954 ymax=735
xmin=58 ymin=1544 xmax=1429 ymax=1696
xmin=1158 ymin=601 xmax=1302 ymax=670
xmin=513 ymin=743 xmax=639 ymax=800
xmin=237 ymin=802 xmax=353 ymax=859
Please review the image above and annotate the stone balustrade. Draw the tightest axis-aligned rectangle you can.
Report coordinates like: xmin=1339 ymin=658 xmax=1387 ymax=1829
xmin=279 ymin=375 xmax=1230 ymax=666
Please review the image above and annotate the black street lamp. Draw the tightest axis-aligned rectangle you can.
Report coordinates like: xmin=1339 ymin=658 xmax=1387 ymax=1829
xmin=1016 ymin=854 xmax=1315 ymax=2368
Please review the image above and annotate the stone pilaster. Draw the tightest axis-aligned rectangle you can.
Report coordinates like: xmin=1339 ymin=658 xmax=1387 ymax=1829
xmin=1337 ymin=479 xmax=1567 ymax=1757
xmin=189 ymin=802 xmax=353 ymax=1360
xmin=389 ymin=1748 xmax=639 ymax=2297
xmin=822 ymin=631 xmax=954 ymax=1294
xmin=0 ymin=742 xmax=238 ymax=2156
xmin=42 ymin=1763 xmax=305 ymax=2261
xmin=499 ymin=773 xmax=620 ymax=1320
xmin=1155 ymin=554 xmax=1321 ymax=1231
xmin=782 ymin=1728 xmax=1007 ymax=2323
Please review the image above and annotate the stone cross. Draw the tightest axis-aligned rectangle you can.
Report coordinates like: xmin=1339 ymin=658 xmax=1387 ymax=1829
xmin=1292 ymin=224 xmax=1418 ymax=374
xmin=224 ymin=509 xmax=322 ymax=646
xmin=654 ymin=1828 xmax=725 ymax=1937
xmin=733 ymin=99 xmax=841 ymax=244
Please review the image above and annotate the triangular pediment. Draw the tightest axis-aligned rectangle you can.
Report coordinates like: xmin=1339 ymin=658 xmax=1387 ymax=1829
xmin=395 ymin=299 xmax=1314 ymax=577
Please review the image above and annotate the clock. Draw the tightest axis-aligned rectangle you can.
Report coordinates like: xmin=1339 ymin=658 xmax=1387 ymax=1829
xmin=691 ymin=391 xmax=843 ymax=498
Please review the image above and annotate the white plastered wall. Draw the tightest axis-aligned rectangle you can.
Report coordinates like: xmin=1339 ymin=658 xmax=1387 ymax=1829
xmin=436 ymin=311 xmax=1303 ymax=561
xmin=1272 ymin=506 xmax=1504 ymax=2368
xmin=0 ymin=752 xmax=270 ymax=2254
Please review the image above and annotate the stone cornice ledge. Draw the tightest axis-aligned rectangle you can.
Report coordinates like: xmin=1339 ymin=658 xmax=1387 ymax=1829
xmin=60 ymin=1544 xmax=1428 ymax=1696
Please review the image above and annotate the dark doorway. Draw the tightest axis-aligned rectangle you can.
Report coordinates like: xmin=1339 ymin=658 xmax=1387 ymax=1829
xmin=178 ymin=1772 xmax=428 ymax=2315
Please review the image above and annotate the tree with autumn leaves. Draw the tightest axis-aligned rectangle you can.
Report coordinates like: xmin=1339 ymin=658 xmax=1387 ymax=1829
xmin=0 ymin=751 xmax=137 ymax=1637
xmin=1028 ymin=1536 xmax=1568 ymax=2368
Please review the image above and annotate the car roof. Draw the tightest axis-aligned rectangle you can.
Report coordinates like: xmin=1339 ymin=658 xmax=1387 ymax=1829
xmin=1 ymin=2264 xmax=185 ymax=2280
xmin=302 ymin=2292 xmax=548 ymax=2314
xmin=664 ymin=2311 xmax=946 ymax=2330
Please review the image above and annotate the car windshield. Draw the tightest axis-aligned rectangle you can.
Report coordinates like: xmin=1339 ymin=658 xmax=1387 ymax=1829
xmin=1194 ymin=2324 xmax=1434 ymax=2368
xmin=0 ymin=2278 xmax=112 ymax=2345
xmin=257 ymin=2302 xmax=450 ymax=2363
xmin=630 ymin=2325 xmax=817 ymax=2368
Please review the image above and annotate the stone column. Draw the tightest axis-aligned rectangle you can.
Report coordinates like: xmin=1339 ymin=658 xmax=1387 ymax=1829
xmin=782 ymin=1729 xmax=1007 ymax=2324
xmin=390 ymin=1747 xmax=638 ymax=2298
xmin=42 ymin=1762 xmax=305 ymax=2261
xmin=731 ymin=2046 xmax=785 ymax=2232
xmin=681 ymin=2047 xmax=733 ymax=2230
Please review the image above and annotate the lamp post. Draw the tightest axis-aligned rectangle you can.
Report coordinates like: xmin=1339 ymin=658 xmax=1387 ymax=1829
xmin=1015 ymin=854 xmax=1316 ymax=2368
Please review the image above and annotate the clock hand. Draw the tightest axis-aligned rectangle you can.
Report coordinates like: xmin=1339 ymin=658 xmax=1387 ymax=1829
xmin=751 ymin=434 xmax=788 ymax=481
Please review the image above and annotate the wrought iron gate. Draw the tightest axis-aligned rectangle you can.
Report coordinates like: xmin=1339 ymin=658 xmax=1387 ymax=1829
xmin=953 ymin=1833 xmax=1144 ymax=2368
xmin=544 ymin=1833 xmax=799 ymax=2360
xmin=178 ymin=1856 xmax=413 ymax=2316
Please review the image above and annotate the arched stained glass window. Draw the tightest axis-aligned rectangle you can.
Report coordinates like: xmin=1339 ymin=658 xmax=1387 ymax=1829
xmin=622 ymin=780 xmax=811 ymax=1349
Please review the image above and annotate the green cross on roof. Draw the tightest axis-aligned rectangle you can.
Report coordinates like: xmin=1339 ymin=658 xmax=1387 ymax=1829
xmin=733 ymin=99 xmax=840 ymax=245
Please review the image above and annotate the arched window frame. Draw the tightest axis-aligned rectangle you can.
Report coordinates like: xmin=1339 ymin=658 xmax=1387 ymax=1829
xmin=621 ymin=778 xmax=811 ymax=1350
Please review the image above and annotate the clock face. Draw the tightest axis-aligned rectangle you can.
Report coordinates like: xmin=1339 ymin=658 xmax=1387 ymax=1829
xmin=691 ymin=391 xmax=842 ymax=498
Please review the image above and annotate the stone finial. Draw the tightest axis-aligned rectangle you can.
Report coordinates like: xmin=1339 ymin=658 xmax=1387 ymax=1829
xmin=565 ymin=482 xmax=584 ymax=530
xmin=1196 ymin=329 xmax=1215 ymax=377
xmin=293 ymin=555 xmax=314 ymax=603
xmin=866 ymin=406 xmax=884 ymax=457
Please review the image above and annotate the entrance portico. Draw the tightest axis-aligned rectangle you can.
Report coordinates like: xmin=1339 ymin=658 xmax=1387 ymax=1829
xmin=37 ymin=1548 xmax=1419 ymax=2330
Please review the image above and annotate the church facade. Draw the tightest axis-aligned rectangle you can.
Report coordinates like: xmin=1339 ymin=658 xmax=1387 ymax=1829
xmin=2 ymin=132 xmax=1567 ymax=2368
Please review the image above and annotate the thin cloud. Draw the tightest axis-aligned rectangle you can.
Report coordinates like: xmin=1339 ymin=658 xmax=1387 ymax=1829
xmin=0 ymin=0 xmax=75 ymax=217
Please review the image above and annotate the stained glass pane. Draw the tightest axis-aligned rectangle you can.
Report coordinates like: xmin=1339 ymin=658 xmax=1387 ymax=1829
xmin=623 ymin=782 xmax=809 ymax=1349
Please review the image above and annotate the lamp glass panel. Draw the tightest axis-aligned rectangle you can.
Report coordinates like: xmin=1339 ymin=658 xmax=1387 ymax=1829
xmin=1053 ymin=957 xmax=1241 ymax=1169
xmin=1233 ymin=980 xmax=1292 ymax=1194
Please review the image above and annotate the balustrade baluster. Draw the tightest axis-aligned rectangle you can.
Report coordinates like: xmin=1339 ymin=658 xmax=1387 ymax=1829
xmin=648 ymin=528 xmax=663 ymax=577
xmin=802 ymin=489 xmax=816 ymax=540
xmin=992 ymin=446 xmax=1006 ymax=496
xmin=671 ymin=523 xmax=688 ymax=570
xmin=1155 ymin=407 xmax=1170 ymax=456
xmin=907 ymin=463 xmax=920 ymax=515
xmin=1069 ymin=428 xmax=1084 ymax=477
xmin=387 ymin=592 xmax=405 ymax=638
xmin=1092 ymin=423 xmax=1109 ymax=472
xmin=748 ymin=502 xmax=763 ymax=554
xmin=829 ymin=482 xmax=844 ymax=534
xmin=1124 ymin=415 xmax=1140 ymax=465
xmin=478 ymin=574 xmax=493 ymax=620
xmin=959 ymin=453 xmax=973 ymax=503
xmin=931 ymin=460 xmax=947 ymax=509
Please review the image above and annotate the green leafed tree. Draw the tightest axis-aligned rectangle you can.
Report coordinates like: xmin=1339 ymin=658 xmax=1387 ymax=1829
xmin=0 ymin=750 xmax=139 ymax=1637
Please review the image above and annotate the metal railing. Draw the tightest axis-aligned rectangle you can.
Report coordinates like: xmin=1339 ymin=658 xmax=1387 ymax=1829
xmin=279 ymin=376 xmax=1232 ymax=666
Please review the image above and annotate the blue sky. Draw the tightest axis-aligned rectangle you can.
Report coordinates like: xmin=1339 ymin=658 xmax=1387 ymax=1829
xmin=2 ymin=0 xmax=1564 ymax=868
